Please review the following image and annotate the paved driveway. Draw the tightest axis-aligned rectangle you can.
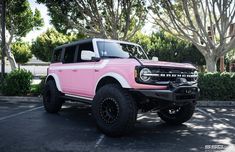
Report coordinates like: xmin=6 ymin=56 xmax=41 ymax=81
xmin=0 ymin=99 xmax=234 ymax=152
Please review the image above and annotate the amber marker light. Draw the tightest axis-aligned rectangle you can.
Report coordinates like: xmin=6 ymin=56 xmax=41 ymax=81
xmin=134 ymin=69 xmax=138 ymax=78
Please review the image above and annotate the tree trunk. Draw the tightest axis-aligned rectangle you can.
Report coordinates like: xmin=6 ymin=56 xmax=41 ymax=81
xmin=205 ymin=56 xmax=217 ymax=72
xmin=5 ymin=44 xmax=17 ymax=70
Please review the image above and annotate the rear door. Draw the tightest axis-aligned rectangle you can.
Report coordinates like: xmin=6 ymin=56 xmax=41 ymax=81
xmin=58 ymin=45 xmax=77 ymax=93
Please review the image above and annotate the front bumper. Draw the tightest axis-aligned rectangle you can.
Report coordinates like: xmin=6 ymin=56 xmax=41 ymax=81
xmin=133 ymin=86 xmax=199 ymax=102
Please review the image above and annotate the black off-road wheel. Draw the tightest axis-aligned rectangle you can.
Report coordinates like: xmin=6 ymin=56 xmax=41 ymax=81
xmin=43 ymin=80 xmax=63 ymax=113
xmin=92 ymin=84 xmax=137 ymax=137
xmin=158 ymin=102 xmax=195 ymax=125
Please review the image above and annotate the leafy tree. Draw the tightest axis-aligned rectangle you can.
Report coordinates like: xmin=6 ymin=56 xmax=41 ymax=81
xmin=0 ymin=0 xmax=43 ymax=70
xmin=37 ymin=0 xmax=147 ymax=40
xmin=226 ymin=49 xmax=235 ymax=62
xmin=130 ymin=32 xmax=151 ymax=53
xmin=225 ymin=49 xmax=235 ymax=71
xmin=31 ymin=28 xmax=84 ymax=62
xmin=149 ymin=32 xmax=205 ymax=66
xmin=131 ymin=31 xmax=205 ymax=66
xmin=11 ymin=41 xmax=32 ymax=67
xmin=150 ymin=0 xmax=235 ymax=72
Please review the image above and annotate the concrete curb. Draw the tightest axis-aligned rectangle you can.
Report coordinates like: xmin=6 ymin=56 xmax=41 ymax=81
xmin=0 ymin=96 xmax=42 ymax=102
xmin=197 ymin=100 xmax=235 ymax=107
xmin=0 ymin=96 xmax=235 ymax=107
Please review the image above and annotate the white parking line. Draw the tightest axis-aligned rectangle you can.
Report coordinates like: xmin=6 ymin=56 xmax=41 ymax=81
xmin=94 ymin=134 xmax=105 ymax=148
xmin=197 ymin=108 xmax=230 ymax=126
xmin=0 ymin=106 xmax=43 ymax=121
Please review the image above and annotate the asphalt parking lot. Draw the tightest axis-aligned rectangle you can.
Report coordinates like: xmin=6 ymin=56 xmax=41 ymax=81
xmin=0 ymin=99 xmax=235 ymax=152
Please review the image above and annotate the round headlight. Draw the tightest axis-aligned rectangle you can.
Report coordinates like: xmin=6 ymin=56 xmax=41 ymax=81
xmin=140 ymin=68 xmax=151 ymax=82
xmin=194 ymin=70 xmax=198 ymax=81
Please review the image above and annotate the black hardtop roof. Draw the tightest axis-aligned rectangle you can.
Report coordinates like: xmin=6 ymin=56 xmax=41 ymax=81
xmin=54 ymin=38 xmax=93 ymax=51
xmin=53 ymin=38 xmax=139 ymax=51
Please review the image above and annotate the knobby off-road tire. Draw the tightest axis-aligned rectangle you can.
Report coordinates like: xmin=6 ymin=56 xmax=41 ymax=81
xmin=43 ymin=80 xmax=63 ymax=113
xmin=92 ymin=84 xmax=137 ymax=137
xmin=158 ymin=102 xmax=195 ymax=125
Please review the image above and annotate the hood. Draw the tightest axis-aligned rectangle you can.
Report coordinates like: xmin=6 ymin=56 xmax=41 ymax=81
xmin=140 ymin=59 xmax=196 ymax=69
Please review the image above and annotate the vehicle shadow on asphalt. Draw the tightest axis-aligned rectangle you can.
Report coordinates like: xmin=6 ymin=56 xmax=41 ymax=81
xmin=44 ymin=103 xmax=235 ymax=152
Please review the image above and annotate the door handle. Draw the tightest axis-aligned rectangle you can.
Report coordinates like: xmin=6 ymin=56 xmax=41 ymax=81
xmin=58 ymin=70 xmax=63 ymax=72
xmin=72 ymin=69 xmax=77 ymax=72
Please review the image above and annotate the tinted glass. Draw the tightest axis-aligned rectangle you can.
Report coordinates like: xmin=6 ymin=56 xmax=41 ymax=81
xmin=76 ymin=42 xmax=94 ymax=62
xmin=63 ymin=46 xmax=76 ymax=63
xmin=97 ymin=41 xmax=148 ymax=59
xmin=52 ymin=49 xmax=62 ymax=63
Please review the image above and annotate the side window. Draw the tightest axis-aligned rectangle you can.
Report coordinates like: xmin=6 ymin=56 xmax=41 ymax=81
xmin=63 ymin=45 xmax=76 ymax=64
xmin=52 ymin=49 xmax=62 ymax=63
xmin=76 ymin=42 xmax=94 ymax=62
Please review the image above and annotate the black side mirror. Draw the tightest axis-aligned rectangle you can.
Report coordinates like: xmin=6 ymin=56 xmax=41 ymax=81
xmin=91 ymin=57 xmax=101 ymax=62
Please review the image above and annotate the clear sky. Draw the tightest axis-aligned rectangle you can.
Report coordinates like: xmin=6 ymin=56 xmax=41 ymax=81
xmin=23 ymin=0 xmax=154 ymax=42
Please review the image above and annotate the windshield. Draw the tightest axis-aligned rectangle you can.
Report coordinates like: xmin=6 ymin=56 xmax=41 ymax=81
xmin=97 ymin=41 xmax=148 ymax=59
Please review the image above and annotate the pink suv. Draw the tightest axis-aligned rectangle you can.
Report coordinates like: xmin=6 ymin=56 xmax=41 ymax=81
xmin=43 ymin=38 xmax=199 ymax=136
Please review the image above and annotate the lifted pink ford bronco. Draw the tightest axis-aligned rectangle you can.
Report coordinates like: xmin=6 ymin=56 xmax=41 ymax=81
xmin=44 ymin=38 xmax=199 ymax=136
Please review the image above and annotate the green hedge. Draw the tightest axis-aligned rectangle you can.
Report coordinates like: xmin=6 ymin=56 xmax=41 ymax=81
xmin=1 ymin=69 xmax=33 ymax=96
xmin=198 ymin=73 xmax=235 ymax=100
xmin=30 ymin=76 xmax=46 ymax=95
xmin=0 ymin=73 xmax=7 ymax=93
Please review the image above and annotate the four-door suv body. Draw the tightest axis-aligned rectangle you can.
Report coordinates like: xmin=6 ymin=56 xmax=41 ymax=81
xmin=43 ymin=38 xmax=199 ymax=136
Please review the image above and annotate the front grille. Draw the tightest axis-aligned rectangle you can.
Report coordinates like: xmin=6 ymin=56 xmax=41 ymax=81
xmin=147 ymin=67 xmax=197 ymax=82
xmin=151 ymin=76 xmax=195 ymax=82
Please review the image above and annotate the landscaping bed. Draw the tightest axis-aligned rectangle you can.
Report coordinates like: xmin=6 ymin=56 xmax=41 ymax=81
xmin=1 ymin=71 xmax=235 ymax=101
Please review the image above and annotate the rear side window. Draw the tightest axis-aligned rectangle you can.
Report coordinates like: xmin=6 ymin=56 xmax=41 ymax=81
xmin=63 ymin=45 xmax=76 ymax=63
xmin=76 ymin=42 xmax=94 ymax=62
xmin=52 ymin=49 xmax=62 ymax=63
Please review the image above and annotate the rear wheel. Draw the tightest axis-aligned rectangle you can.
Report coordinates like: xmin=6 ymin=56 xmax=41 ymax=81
xmin=158 ymin=102 xmax=195 ymax=125
xmin=92 ymin=84 xmax=137 ymax=137
xmin=43 ymin=80 xmax=63 ymax=113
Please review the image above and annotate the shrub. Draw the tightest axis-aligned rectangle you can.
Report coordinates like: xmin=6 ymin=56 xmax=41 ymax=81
xmin=30 ymin=76 xmax=46 ymax=96
xmin=39 ymin=76 xmax=46 ymax=93
xmin=30 ymin=84 xmax=39 ymax=95
xmin=37 ymin=76 xmax=46 ymax=95
xmin=1 ymin=69 xmax=33 ymax=96
xmin=0 ymin=73 xmax=8 ymax=92
xmin=198 ymin=72 xmax=235 ymax=100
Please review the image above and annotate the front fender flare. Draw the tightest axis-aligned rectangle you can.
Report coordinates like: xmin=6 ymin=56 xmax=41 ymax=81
xmin=95 ymin=72 xmax=131 ymax=94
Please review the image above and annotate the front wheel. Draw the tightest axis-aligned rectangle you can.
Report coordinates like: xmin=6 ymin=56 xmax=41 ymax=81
xmin=92 ymin=84 xmax=137 ymax=137
xmin=158 ymin=102 xmax=195 ymax=125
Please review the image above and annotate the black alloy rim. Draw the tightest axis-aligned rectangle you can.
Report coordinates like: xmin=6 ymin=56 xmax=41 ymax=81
xmin=100 ymin=98 xmax=119 ymax=124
